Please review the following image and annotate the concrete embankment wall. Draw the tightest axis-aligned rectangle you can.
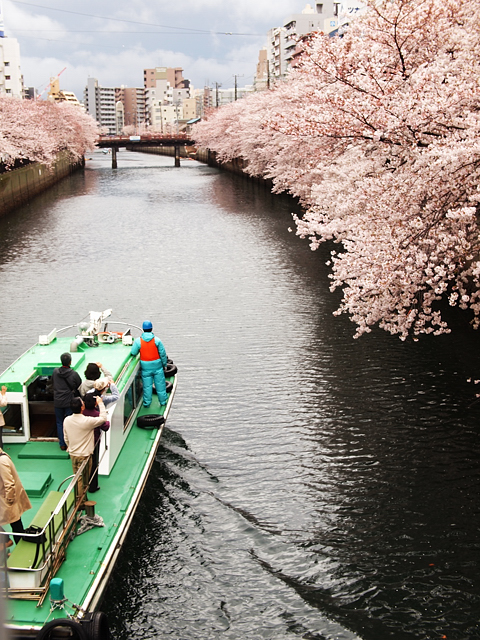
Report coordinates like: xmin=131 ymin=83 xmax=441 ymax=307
xmin=0 ymin=152 xmax=84 ymax=217
xmin=135 ymin=145 xmax=272 ymax=186
xmin=134 ymin=145 xmax=189 ymax=159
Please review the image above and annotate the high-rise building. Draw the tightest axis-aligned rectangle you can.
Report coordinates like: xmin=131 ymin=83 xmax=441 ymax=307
xmin=267 ymin=26 xmax=287 ymax=80
xmin=84 ymin=78 xmax=116 ymax=133
xmin=254 ymin=48 xmax=270 ymax=91
xmin=143 ymin=66 xmax=191 ymax=130
xmin=115 ymin=87 xmax=147 ymax=129
xmin=266 ymin=2 xmax=342 ymax=81
xmin=144 ymin=67 xmax=188 ymax=90
xmin=0 ymin=2 xmax=23 ymax=98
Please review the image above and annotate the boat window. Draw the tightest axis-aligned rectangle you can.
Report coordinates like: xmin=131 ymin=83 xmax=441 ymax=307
xmin=123 ymin=370 xmax=143 ymax=430
xmin=1 ymin=403 xmax=24 ymax=437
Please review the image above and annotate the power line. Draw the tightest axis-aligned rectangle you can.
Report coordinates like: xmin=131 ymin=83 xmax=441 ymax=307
xmin=8 ymin=31 xmax=260 ymax=65
xmin=8 ymin=34 xmax=129 ymax=49
xmin=10 ymin=29 xmax=233 ymax=35
xmin=9 ymin=0 xmax=264 ymax=36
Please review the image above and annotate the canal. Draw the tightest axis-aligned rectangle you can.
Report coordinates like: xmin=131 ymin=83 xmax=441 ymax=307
xmin=1 ymin=151 xmax=480 ymax=640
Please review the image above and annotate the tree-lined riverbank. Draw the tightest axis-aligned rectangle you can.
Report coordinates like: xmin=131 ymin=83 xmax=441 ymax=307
xmin=2 ymin=151 xmax=480 ymax=640
xmin=194 ymin=0 xmax=480 ymax=341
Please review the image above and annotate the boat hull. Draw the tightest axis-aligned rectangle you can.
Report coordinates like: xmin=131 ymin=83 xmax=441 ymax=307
xmin=0 ymin=324 xmax=178 ymax=638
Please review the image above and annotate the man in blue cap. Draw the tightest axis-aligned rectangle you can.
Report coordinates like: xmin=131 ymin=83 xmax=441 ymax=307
xmin=130 ymin=321 xmax=168 ymax=407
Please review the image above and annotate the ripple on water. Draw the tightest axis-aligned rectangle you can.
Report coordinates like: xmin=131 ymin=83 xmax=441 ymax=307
xmin=1 ymin=153 xmax=480 ymax=639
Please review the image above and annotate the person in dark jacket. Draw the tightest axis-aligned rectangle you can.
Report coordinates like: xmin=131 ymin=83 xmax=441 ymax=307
xmin=52 ymin=352 xmax=81 ymax=450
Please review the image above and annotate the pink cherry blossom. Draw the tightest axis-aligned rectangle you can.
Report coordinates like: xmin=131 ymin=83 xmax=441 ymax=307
xmin=194 ymin=0 xmax=480 ymax=339
xmin=0 ymin=96 xmax=99 ymax=168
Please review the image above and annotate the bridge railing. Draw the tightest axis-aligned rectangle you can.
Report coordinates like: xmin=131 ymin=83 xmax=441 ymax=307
xmin=97 ymin=133 xmax=191 ymax=144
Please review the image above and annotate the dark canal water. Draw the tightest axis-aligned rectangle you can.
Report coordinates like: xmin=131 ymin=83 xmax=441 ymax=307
xmin=1 ymin=151 xmax=480 ymax=640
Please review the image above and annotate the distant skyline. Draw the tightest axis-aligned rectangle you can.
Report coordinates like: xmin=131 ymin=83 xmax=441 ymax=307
xmin=3 ymin=0 xmax=309 ymax=100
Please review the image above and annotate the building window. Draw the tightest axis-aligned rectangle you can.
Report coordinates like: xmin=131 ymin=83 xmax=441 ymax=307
xmin=316 ymin=3 xmax=323 ymax=12
xmin=4 ymin=61 xmax=9 ymax=66
xmin=334 ymin=2 xmax=340 ymax=15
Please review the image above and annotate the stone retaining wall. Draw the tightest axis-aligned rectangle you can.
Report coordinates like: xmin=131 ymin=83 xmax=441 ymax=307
xmin=0 ymin=152 xmax=84 ymax=217
xmin=134 ymin=145 xmax=272 ymax=186
xmin=133 ymin=145 xmax=189 ymax=158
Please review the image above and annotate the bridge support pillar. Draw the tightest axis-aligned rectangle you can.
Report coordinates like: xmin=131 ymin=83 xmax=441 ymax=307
xmin=174 ymin=145 xmax=181 ymax=168
xmin=112 ymin=146 xmax=118 ymax=169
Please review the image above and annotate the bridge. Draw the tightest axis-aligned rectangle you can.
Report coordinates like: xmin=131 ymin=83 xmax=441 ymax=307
xmin=96 ymin=133 xmax=196 ymax=168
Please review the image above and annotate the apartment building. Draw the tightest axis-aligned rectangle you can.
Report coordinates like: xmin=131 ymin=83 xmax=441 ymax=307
xmin=84 ymin=78 xmax=116 ymax=133
xmin=216 ymin=85 xmax=255 ymax=106
xmin=267 ymin=2 xmax=342 ymax=81
xmin=254 ymin=48 xmax=270 ymax=91
xmin=144 ymin=66 xmax=187 ymax=90
xmin=115 ymin=86 xmax=147 ymax=129
xmin=144 ymin=66 xmax=191 ymax=130
xmin=0 ymin=8 xmax=23 ymax=98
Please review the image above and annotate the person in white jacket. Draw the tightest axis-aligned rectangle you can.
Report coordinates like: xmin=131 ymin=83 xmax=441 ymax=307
xmin=64 ymin=397 xmax=107 ymax=501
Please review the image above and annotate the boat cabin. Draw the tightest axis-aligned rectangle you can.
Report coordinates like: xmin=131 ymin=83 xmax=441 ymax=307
xmin=0 ymin=320 xmax=143 ymax=475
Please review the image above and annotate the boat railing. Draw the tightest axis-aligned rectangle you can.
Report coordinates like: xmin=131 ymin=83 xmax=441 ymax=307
xmin=1 ymin=457 xmax=91 ymax=604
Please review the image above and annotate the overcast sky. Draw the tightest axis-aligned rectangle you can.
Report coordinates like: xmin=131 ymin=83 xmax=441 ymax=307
xmin=3 ymin=0 xmax=306 ymax=99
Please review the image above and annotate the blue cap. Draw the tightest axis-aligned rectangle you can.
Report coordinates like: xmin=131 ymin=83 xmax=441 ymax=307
xmin=142 ymin=320 xmax=153 ymax=332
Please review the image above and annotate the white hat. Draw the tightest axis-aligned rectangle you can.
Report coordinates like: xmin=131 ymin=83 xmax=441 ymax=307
xmin=94 ymin=378 xmax=109 ymax=391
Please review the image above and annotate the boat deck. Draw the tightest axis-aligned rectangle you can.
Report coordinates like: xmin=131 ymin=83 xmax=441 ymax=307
xmin=3 ymin=392 xmax=168 ymax=631
xmin=0 ymin=327 xmax=176 ymax=636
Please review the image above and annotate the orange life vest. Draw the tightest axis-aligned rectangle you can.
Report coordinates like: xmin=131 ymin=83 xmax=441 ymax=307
xmin=140 ymin=338 xmax=160 ymax=361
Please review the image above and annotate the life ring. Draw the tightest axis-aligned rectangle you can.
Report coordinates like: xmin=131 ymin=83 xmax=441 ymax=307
xmin=35 ymin=618 xmax=87 ymax=640
xmin=164 ymin=362 xmax=177 ymax=377
xmin=152 ymin=381 xmax=173 ymax=394
xmin=137 ymin=414 xmax=165 ymax=430
xmin=82 ymin=611 xmax=111 ymax=640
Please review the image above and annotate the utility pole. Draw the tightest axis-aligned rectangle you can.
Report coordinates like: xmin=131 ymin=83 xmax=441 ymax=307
xmin=233 ymin=74 xmax=244 ymax=101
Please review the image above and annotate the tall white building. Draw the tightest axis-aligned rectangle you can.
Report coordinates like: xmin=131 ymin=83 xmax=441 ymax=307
xmin=331 ymin=0 xmax=367 ymax=36
xmin=84 ymin=78 xmax=116 ymax=133
xmin=144 ymin=67 xmax=192 ymax=130
xmin=0 ymin=3 xmax=23 ymax=98
xmin=216 ymin=85 xmax=255 ymax=106
xmin=267 ymin=2 xmax=342 ymax=81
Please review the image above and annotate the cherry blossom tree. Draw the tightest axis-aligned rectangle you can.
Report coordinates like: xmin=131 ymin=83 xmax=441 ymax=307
xmin=0 ymin=96 xmax=99 ymax=168
xmin=194 ymin=0 xmax=480 ymax=339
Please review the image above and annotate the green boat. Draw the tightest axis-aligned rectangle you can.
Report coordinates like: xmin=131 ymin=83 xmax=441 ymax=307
xmin=0 ymin=310 xmax=177 ymax=639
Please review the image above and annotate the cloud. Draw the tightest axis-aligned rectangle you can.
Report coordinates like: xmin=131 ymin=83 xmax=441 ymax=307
xmin=21 ymin=42 xmax=263 ymax=99
xmin=5 ymin=0 xmax=306 ymax=97
xmin=4 ymin=0 xmax=67 ymax=38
